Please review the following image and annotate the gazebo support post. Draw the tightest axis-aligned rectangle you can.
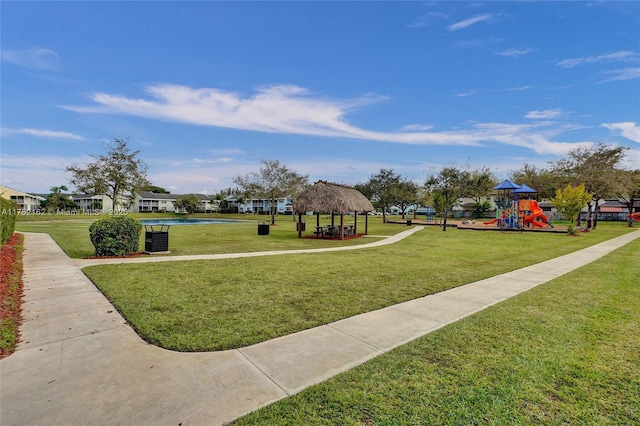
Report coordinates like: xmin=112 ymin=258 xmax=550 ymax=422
xmin=340 ymin=213 xmax=345 ymax=240
xmin=365 ymin=214 xmax=369 ymax=235
xmin=354 ymin=212 xmax=358 ymax=236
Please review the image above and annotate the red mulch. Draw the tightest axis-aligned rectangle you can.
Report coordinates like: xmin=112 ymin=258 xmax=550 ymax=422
xmin=1 ymin=233 xmax=24 ymax=359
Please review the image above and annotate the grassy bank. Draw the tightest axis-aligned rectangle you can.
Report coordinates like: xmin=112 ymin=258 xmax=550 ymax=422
xmin=234 ymin=237 xmax=640 ymax=425
xmin=83 ymin=223 xmax=635 ymax=351
xmin=16 ymin=214 xmax=396 ymax=258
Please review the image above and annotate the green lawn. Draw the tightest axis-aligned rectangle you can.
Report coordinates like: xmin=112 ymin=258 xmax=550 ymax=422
xmin=81 ymin=222 xmax=636 ymax=351
xmin=233 ymin=237 xmax=640 ymax=425
xmin=16 ymin=214 xmax=396 ymax=258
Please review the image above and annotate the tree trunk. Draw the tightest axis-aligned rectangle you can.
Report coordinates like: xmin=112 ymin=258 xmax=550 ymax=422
xmin=625 ymin=200 xmax=636 ymax=227
xmin=442 ymin=209 xmax=448 ymax=231
xmin=270 ymin=198 xmax=276 ymax=225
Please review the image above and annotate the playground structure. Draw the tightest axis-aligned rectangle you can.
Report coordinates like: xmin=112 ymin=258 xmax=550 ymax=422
xmin=630 ymin=212 xmax=640 ymax=222
xmin=521 ymin=199 xmax=552 ymax=228
xmin=483 ymin=180 xmax=553 ymax=231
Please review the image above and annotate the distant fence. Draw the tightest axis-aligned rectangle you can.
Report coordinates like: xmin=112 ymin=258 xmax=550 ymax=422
xmin=580 ymin=212 xmax=634 ymax=222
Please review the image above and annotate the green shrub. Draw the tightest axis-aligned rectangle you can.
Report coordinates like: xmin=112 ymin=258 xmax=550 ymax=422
xmin=0 ymin=197 xmax=17 ymax=246
xmin=89 ymin=215 xmax=142 ymax=257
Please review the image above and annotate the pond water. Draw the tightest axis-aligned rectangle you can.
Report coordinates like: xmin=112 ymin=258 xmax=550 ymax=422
xmin=139 ymin=218 xmax=244 ymax=226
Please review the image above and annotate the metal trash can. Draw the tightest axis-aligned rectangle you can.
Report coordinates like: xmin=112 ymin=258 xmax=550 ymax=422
xmin=258 ymin=221 xmax=270 ymax=235
xmin=145 ymin=225 xmax=169 ymax=252
xmin=407 ymin=219 xmax=412 ymax=226
xmin=297 ymin=221 xmax=306 ymax=232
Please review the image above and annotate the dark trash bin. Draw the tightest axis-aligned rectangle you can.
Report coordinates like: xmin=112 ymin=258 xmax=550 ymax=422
xmin=258 ymin=221 xmax=270 ymax=235
xmin=407 ymin=219 xmax=412 ymax=226
xmin=297 ymin=221 xmax=306 ymax=232
xmin=145 ymin=225 xmax=169 ymax=252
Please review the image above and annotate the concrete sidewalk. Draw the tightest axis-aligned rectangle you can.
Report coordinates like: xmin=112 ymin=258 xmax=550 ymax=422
xmin=1 ymin=228 xmax=639 ymax=425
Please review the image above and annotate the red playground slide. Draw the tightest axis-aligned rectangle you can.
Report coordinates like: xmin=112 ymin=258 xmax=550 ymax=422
xmin=523 ymin=200 xmax=551 ymax=228
xmin=629 ymin=212 xmax=640 ymax=222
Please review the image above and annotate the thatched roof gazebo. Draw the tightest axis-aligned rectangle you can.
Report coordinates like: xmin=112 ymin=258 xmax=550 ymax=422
xmin=293 ymin=181 xmax=375 ymax=239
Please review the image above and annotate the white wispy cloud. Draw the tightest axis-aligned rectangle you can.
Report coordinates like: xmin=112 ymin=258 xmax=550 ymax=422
xmin=208 ymin=148 xmax=245 ymax=156
xmin=622 ymin=148 xmax=640 ymax=170
xmin=599 ymin=67 xmax=640 ymax=83
xmin=407 ymin=12 xmax=448 ymax=29
xmin=191 ymin=157 xmax=234 ymax=164
xmin=557 ymin=50 xmax=636 ymax=68
xmin=506 ymin=85 xmax=535 ymax=92
xmin=470 ymin=122 xmax=593 ymax=155
xmin=525 ymin=109 xmax=564 ymax=120
xmin=401 ymin=124 xmax=434 ymax=131
xmin=601 ymin=122 xmax=640 ymax=143
xmin=494 ymin=48 xmax=533 ymax=57
xmin=454 ymin=90 xmax=478 ymax=97
xmin=1 ymin=48 xmax=60 ymax=71
xmin=64 ymin=83 xmax=592 ymax=156
xmin=63 ymin=83 xmax=475 ymax=146
xmin=455 ymin=85 xmax=533 ymax=97
xmin=0 ymin=154 xmax=76 ymax=192
xmin=447 ymin=14 xmax=494 ymax=31
xmin=1 ymin=127 xmax=85 ymax=141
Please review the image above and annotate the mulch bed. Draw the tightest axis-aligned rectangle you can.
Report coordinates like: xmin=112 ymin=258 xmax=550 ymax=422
xmin=1 ymin=233 xmax=24 ymax=359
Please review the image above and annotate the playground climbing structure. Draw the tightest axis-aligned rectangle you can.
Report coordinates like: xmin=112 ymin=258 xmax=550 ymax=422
xmin=484 ymin=180 xmax=553 ymax=231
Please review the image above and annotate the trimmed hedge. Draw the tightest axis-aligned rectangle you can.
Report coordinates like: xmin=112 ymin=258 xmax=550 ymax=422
xmin=89 ymin=215 xmax=142 ymax=257
xmin=1 ymin=197 xmax=17 ymax=246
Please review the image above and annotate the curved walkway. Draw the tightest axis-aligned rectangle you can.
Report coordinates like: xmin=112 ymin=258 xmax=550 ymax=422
xmin=72 ymin=226 xmax=423 ymax=268
xmin=1 ymin=228 xmax=639 ymax=425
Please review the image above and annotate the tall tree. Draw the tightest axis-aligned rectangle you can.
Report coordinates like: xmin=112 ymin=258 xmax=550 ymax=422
xmin=467 ymin=166 xmax=498 ymax=218
xmin=468 ymin=166 xmax=498 ymax=204
xmin=356 ymin=169 xmax=403 ymax=223
xmin=40 ymin=185 xmax=75 ymax=211
xmin=509 ymin=163 xmax=560 ymax=199
xmin=233 ymin=159 xmax=309 ymax=224
xmin=413 ymin=186 xmax=432 ymax=219
xmin=551 ymin=142 xmax=629 ymax=229
xmin=617 ymin=169 xmax=640 ymax=227
xmin=175 ymin=194 xmax=200 ymax=214
xmin=66 ymin=137 xmax=149 ymax=209
xmin=424 ymin=166 xmax=471 ymax=231
xmin=550 ymin=183 xmax=593 ymax=235
xmin=395 ymin=179 xmax=420 ymax=219
xmin=139 ymin=185 xmax=170 ymax=194
xmin=432 ymin=192 xmax=446 ymax=223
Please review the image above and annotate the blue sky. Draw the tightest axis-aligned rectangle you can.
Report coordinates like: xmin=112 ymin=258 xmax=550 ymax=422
xmin=2 ymin=1 xmax=639 ymax=195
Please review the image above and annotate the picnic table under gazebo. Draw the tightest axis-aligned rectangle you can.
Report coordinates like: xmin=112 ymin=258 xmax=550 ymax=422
xmin=293 ymin=181 xmax=375 ymax=240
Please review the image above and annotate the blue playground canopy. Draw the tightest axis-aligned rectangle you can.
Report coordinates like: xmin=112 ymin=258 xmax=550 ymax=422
xmin=493 ymin=179 xmax=520 ymax=190
xmin=514 ymin=183 xmax=538 ymax=193
xmin=493 ymin=180 xmax=538 ymax=193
